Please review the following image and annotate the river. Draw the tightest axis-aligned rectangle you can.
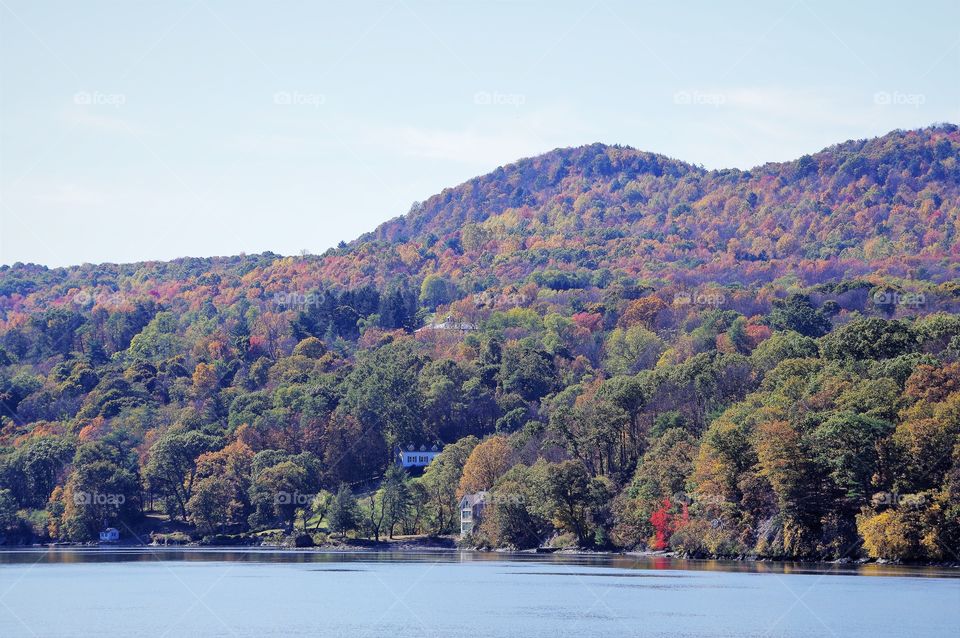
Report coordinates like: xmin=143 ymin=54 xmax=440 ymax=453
xmin=0 ymin=549 xmax=957 ymax=637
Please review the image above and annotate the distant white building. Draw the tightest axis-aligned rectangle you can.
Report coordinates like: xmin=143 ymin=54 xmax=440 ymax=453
xmin=459 ymin=491 xmax=488 ymax=536
xmin=397 ymin=444 xmax=442 ymax=468
xmin=415 ymin=315 xmax=477 ymax=333
xmin=99 ymin=527 xmax=119 ymax=542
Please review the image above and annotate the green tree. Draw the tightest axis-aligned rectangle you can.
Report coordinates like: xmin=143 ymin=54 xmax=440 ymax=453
xmin=821 ymin=317 xmax=917 ymax=361
xmin=381 ymin=465 xmax=411 ymax=539
xmin=604 ymin=325 xmax=666 ymax=375
xmin=58 ymin=442 xmax=141 ymax=541
xmin=421 ymin=436 xmax=478 ymax=533
xmin=545 ymin=460 xmax=594 ymax=546
xmin=499 ymin=343 xmax=555 ymax=402
xmin=16 ymin=436 xmax=75 ymax=507
xmin=188 ymin=476 xmax=235 ymax=535
xmin=362 ymin=490 xmax=386 ymax=541
xmin=0 ymin=489 xmax=18 ymax=531
xmin=144 ymin=431 xmax=221 ymax=521
xmin=769 ymin=294 xmax=831 ymax=338
xmin=247 ymin=460 xmax=310 ymax=533
xmin=308 ymin=490 xmax=334 ymax=531
xmin=341 ymin=340 xmax=428 ymax=459
xmin=810 ymin=412 xmax=893 ymax=504
xmin=419 ymin=275 xmax=453 ymax=310
xmin=328 ymin=484 xmax=359 ymax=537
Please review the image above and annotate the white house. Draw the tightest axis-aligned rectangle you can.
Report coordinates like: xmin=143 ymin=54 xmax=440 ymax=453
xmin=397 ymin=444 xmax=442 ymax=468
xmin=99 ymin=527 xmax=119 ymax=542
xmin=459 ymin=491 xmax=488 ymax=536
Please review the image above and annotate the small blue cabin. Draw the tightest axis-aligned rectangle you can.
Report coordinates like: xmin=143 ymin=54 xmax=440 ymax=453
xmin=99 ymin=527 xmax=119 ymax=542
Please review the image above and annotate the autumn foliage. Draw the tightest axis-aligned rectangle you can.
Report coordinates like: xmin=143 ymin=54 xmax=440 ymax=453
xmin=0 ymin=126 xmax=958 ymax=560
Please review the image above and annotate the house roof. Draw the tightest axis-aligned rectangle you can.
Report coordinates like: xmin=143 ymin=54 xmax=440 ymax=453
xmin=460 ymin=491 xmax=488 ymax=507
xmin=399 ymin=444 xmax=442 ymax=453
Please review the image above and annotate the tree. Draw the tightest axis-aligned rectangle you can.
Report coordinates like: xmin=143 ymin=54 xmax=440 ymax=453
xmin=377 ymin=286 xmax=417 ymax=331
xmin=362 ymin=491 xmax=386 ymax=541
xmin=821 ymin=317 xmax=917 ymax=361
xmin=422 ymin=436 xmax=477 ymax=533
xmin=56 ymin=442 xmax=141 ymax=541
xmin=630 ymin=428 xmax=698 ymax=503
xmin=546 ymin=460 xmax=593 ymax=546
xmin=618 ymin=296 xmax=667 ymax=329
xmin=498 ymin=344 xmax=555 ymax=402
xmin=857 ymin=508 xmax=923 ymax=561
xmin=649 ymin=498 xmax=674 ymax=550
xmin=419 ymin=275 xmax=453 ymax=310
xmin=381 ymin=465 xmax=411 ymax=539
xmin=403 ymin=480 xmax=430 ymax=535
xmin=292 ymin=336 xmax=327 ymax=359
xmin=322 ymin=413 xmax=387 ymax=486
xmin=769 ymin=294 xmax=831 ymax=337
xmin=187 ymin=476 xmax=234 ymax=535
xmin=0 ymin=489 xmax=18 ymax=531
xmin=482 ymin=463 xmax=552 ymax=549
xmin=893 ymin=393 xmax=960 ymax=492
xmin=192 ymin=440 xmax=254 ymax=527
xmin=340 ymin=340 xmax=427 ymax=459
xmin=144 ymin=431 xmax=221 ymax=521
xmin=604 ymin=325 xmax=666 ymax=375
xmin=419 ymin=359 xmax=472 ymax=442
xmin=550 ymin=385 xmax=630 ymax=478
xmin=810 ymin=413 xmax=893 ymax=505
xmin=247 ymin=460 xmax=310 ymax=533
xmin=191 ymin=363 xmax=218 ymax=398
xmin=15 ymin=436 xmax=75 ymax=508
xmin=309 ymin=490 xmax=333 ymax=531
xmin=459 ymin=436 xmax=511 ymax=497
xmin=755 ymin=419 xmax=820 ymax=557
xmin=126 ymin=312 xmax=183 ymax=362
xmin=328 ymin=484 xmax=359 ymax=537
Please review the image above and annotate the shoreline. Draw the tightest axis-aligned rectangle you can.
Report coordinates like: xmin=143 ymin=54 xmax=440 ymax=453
xmin=8 ymin=540 xmax=958 ymax=570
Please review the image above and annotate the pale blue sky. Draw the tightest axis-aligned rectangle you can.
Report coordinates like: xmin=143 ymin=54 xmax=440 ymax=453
xmin=1 ymin=0 xmax=957 ymax=267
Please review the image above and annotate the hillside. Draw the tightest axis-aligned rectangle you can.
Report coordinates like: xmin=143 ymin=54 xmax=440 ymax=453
xmin=344 ymin=124 xmax=960 ymax=287
xmin=0 ymin=125 xmax=958 ymax=561
xmin=2 ymin=125 xmax=959 ymax=310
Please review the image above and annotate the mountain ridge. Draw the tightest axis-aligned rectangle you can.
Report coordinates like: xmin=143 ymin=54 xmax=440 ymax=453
xmin=1 ymin=124 xmax=958 ymax=311
xmin=359 ymin=124 xmax=955 ymax=244
xmin=5 ymin=123 xmax=956 ymax=270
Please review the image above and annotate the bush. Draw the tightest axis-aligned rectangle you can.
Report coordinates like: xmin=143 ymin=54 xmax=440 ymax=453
xmin=548 ymin=532 xmax=578 ymax=549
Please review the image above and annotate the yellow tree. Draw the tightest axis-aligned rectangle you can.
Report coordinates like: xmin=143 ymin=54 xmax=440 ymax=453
xmin=192 ymin=362 xmax=218 ymax=398
xmin=618 ymin=295 xmax=667 ymax=329
xmin=458 ymin=436 xmax=511 ymax=498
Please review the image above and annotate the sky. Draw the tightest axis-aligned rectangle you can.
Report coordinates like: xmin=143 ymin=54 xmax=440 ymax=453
xmin=1 ymin=0 xmax=958 ymax=267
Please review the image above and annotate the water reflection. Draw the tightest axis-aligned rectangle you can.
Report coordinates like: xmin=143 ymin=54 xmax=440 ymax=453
xmin=0 ymin=547 xmax=955 ymax=578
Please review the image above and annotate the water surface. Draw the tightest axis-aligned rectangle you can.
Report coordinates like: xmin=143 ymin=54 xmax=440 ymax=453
xmin=0 ymin=549 xmax=957 ymax=637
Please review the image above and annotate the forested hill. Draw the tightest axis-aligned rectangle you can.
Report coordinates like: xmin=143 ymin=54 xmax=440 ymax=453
xmin=2 ymin=124 xmax=959 ymax=308
xmin=0 ymin=125 xmax=958 ymax=562
xmin=343 ymin=123 xmax=960 ymax=287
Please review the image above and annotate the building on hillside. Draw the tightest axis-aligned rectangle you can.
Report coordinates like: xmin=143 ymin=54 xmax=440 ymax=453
xmin=414 ymin=315 xmax=477 ymax=334
xmin=397 ymin=444 xmax=442 ymax=468
xmin=99 ymin=527 xmax=120 ymax=542
xmin=459 ymin=491 xmax=488 ymax=536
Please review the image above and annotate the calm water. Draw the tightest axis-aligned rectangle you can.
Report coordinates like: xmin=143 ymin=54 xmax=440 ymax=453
xmin=0 ymin=549 xmax=957 ymax=637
